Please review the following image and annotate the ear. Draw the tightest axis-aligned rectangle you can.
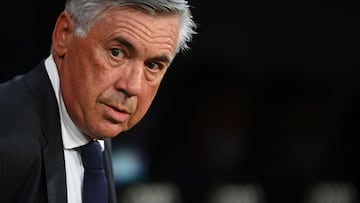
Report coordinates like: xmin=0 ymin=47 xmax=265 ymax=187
xmin=52 ymin=11 xmax=75 ymax=58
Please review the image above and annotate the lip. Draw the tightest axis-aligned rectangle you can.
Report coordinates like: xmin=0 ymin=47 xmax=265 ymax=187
xmin=101 ymin=102 xmax=130 ymax=123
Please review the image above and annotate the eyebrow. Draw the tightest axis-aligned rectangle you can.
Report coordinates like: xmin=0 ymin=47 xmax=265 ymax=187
xmin=148 ymin=55 xmax=171 ymax=64
xmin=114 ymin=37 xmax=135 ymax=53
xmin=114 ymin=37 xmax=172 ymax=64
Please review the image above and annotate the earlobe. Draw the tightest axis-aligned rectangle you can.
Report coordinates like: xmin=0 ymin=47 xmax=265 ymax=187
xmin=52 ymin=11 xmax=75 ymax=58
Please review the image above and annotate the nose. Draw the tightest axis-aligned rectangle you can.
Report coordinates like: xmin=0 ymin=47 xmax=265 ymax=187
xmin=114 ymin=62 xmax=143 ymax=97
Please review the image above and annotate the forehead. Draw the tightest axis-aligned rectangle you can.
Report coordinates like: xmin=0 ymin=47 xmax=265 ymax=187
xmin=90 ymin=6 xmax=180 ymax=55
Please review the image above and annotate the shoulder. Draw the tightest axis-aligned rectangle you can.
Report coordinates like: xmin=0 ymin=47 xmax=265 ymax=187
xmin=0 ymin=73 xmax=39 ymax=124
xmin=0 ymin=62 xmax=50 ymax=144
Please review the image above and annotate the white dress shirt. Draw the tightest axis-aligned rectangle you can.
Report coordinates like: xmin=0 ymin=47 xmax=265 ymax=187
xmin=44 ymin=55 xmax=105 ymax=203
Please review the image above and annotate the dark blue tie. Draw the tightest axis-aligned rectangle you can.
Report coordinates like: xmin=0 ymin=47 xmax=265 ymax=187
xmin=80 ymin=140 xmax=108 ymax=203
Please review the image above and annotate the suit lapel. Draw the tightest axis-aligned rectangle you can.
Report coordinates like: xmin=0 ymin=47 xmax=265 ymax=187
xmin=24 ymin=61 xmax=67 ymax=203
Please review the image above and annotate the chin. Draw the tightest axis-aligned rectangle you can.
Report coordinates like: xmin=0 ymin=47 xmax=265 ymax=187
xmin=90 ymin=132 xmax=120 ymax=140
xmin=88 ymin=126 xmax=126 ymax=139
xmin=99 ymin=119 xmax=132 ymax=135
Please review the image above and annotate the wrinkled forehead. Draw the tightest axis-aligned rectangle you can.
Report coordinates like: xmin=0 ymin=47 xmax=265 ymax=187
xmin=92 ymin=6 xmax=180 ymax=57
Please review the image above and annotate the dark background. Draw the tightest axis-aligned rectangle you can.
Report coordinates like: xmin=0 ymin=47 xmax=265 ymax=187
xmin=1 ymin=1 xmax=359 ymax=202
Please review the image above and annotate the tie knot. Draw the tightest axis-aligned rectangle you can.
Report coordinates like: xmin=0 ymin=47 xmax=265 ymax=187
xmin=80 ymin=140 xmax=104 ymax=169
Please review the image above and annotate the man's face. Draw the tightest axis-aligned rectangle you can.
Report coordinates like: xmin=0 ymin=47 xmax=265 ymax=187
xmin=56 ymin=7 xmax=179 ymax=139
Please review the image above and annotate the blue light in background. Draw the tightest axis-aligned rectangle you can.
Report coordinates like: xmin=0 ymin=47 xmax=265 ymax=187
xmin=112 ymin=147 xmax=148 ymax=187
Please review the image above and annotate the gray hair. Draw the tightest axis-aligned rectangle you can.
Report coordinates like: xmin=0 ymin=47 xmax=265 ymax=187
xmin=65 ymin=0 xmax=197 ymax=53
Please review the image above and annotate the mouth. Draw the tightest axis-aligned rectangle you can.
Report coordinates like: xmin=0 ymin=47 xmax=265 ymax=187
xmin=101 ymin=102 xmax=131 ymax=123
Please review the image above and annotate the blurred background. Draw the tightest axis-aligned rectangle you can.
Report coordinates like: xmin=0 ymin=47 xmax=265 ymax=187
xmin=1 ymin=0 xmax=359 ymax=202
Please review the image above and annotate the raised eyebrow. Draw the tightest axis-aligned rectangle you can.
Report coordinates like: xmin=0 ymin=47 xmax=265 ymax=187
xmin=114 ymin=37 xmax=135 ymax=52
xmin=148 ymin=55 xmax=171 ymax=64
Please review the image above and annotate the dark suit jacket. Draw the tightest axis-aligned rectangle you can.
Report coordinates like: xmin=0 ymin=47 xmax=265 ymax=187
xmin=0 ymin=61 xmax=117 ymax=203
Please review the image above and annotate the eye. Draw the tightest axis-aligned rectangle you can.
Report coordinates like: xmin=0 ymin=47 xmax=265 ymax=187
xmin=146 ymin=62 xmax=163 ymax=71
xmin=110 ymin=48 xmax=124 ymax=58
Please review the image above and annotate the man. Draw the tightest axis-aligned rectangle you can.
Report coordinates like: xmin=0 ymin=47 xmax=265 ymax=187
xmin=0 ymin=0 xmax=197 ymax=202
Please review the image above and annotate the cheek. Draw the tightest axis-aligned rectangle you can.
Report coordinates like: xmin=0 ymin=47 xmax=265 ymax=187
xmin=80 ymin=65 xmax=119 ymax=104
